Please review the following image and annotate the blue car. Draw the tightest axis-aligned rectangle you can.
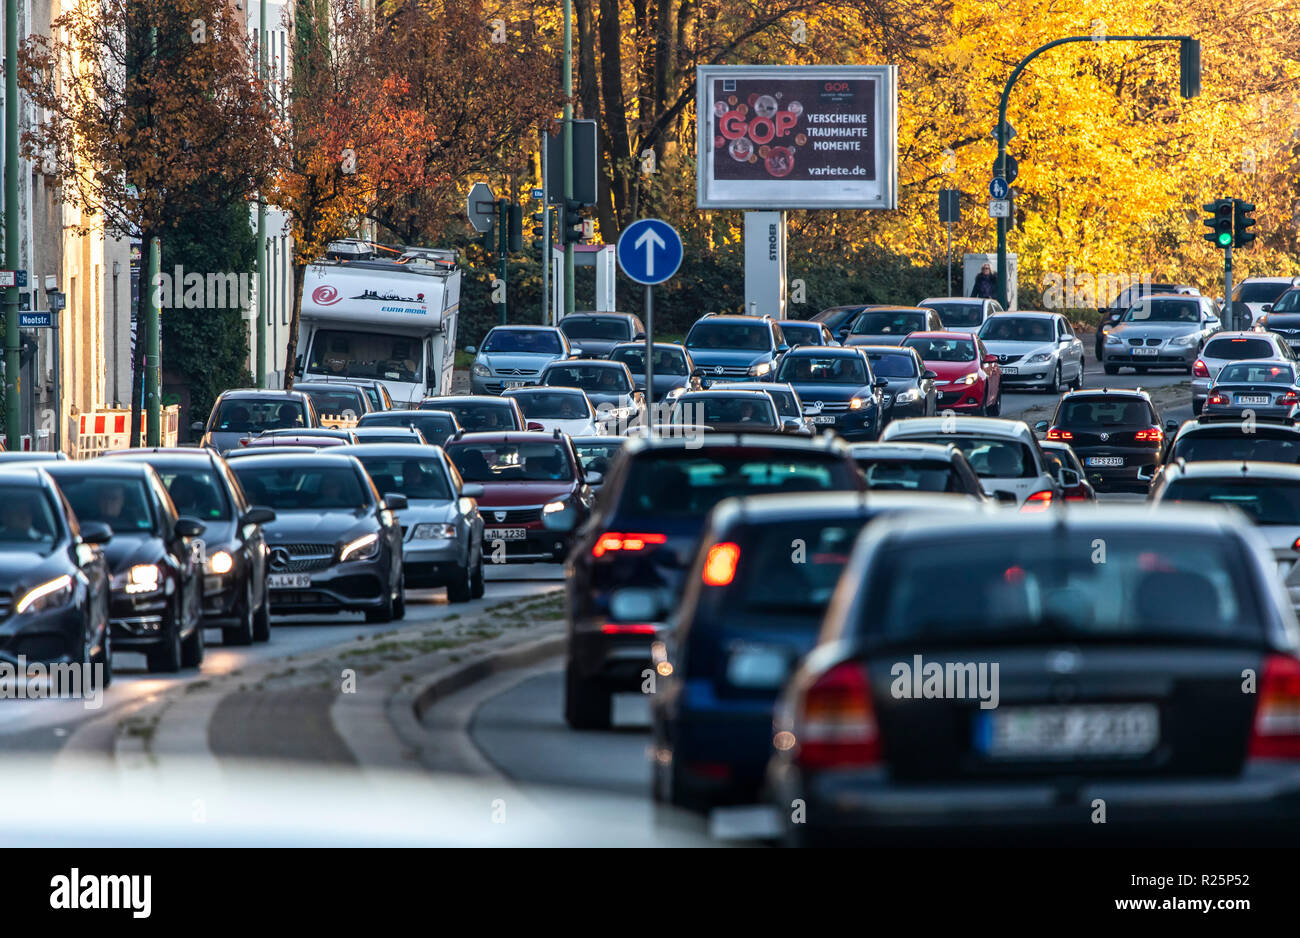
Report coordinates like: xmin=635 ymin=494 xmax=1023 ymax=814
xmin=682 ymin=314 xmax=788 ymax=383
xmin=468 ymin=325 xmax=575 ymax=394
xmin=772 ymin=345 xmax=888 ymax=441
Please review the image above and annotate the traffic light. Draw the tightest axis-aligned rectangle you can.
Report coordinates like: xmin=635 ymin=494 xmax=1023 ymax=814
xmin=507 ymin=203 xmax=523 ymax=253
xmin=1234 ymin=199 xmax=1257 ymax=248
xmin=1202 ymin=199 xmax=1233 ymax=248
xmin=480 ymin=221 xmax=495 ymax=255
xmin=530 ymin=209 xmax=547 ymax=239
xmin=561 ymin=199 xmax=585 ymax=245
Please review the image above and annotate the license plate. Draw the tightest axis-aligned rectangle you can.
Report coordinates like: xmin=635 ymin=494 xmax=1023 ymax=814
xmin=976 ymin=704 xmax=1159 ymax=758
xmin=1001 ymin=366 xmax=1018 ymax=375
xmin=810 ymin=415 xmax=837 ymax=424
xmin=485 ymin=527 xmax=527 ymax=541
xmin=502 ymin=380 xmax=529 ymax=389
xmin=268 ymin=573 xmax=311 ymax=589
xmin=726 ymin=647 xmax=789 ymax=689
xmin=1086 ymin=456 xmax=1124 ymax=467
xmin=1132 ymin=347 xmax=1158 ymax=356
xmin=1237 ymin=395 xmax=1270 ymax=404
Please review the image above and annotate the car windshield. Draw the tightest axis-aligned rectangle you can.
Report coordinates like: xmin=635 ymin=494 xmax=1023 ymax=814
xmin=1123 ymin=299 xmax=1200 ymax=323
xmin=301 ymin=388 xmax=365 ymax=419
xmin=559 ymin=318 xmax=631 ymax=341
xmin=1204 ymin=338 xmax=1278 ymax=361
xmin=685 ymin=321 xmax=771 ymax=351
xmin=156 ymin=468 xmax=231 ymax=521
xmin=923 ymin=302 xmax=982 ymax=327
xmin=732 ymin=519 xmax=867 ymax=613
xmin=0 ymin=489 xmax=59 ymax=548
xmin=574 ymin=441 xmax=623 ymax=475
xmin=619 ymin=451 xmax=857 ymax=517
xmin=780 ymin=323 xmax=821 ymax=344
xmin=1163 ymin=479 xmax=1300 ymax=526
xmin=609 ymin=346 xmax=688 ymax=377
xmin=776 ymin=355 xmax=867 ymax=384
xmin=979 ymin=318 xmax=1054 ymax=342
xmin=851 ymin=311 xmax=925 ymax=335
xmin=1271 ymin=290 xmax=1300 ymax=313
xmin=1236 ymin=282 xmax=1294 ymax=304
xmin=482 ymin=330 xmax=563 ymax=355
xmin=858 ymin=460 xmax=961 ymax=493
xmin=543 ymin=365 xmax=631 ymax=393
xmin=508 ymin=391 xmax=592 ymax=420
xmin=864 ymin=351 xmax=917 ymax=378
xmin=358 ymin=432 xmax=423 ymax=445
xmin=56 ymin=477 xmax=155 ymax=534
xmin=1057 ymin=399 xmax=1153 ymax=427
xmin=424 ymin=401 xmax=517 ymax=431
xmin=903 ymin=336 xmax=976 ymax=362
xmin=361 ymin=412 xmax=457 ymax=443
xmin=901 ymin=435 xmax=1037 ymax=478
xmin=307 ymin=329 xmax=421 ymax=383
xmin=355 ymin=456 xmax=451 ymax=501
xmin=1172 ymin=433 xmax=1300 ymax=464
xmin=674 ymin=396 xmax=776 ymax=426
xmin=212 ymin=399 xmax=308 ymax=434
xmin=1217 ymin=362 xmax=1295 ymax=385
xmin=446 ymin=441 xmax=574 ymax=482
xmin=231 ymin=464 xmax=369 ymax=511
xmin=860 ymin=533 xmax=1265 ymax=643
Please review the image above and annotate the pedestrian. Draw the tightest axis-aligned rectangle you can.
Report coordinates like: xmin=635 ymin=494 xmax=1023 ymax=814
xmin=972 ymin=263 xmax=996 ymax=299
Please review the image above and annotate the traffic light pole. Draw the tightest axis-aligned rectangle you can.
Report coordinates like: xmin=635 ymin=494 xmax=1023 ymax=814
xmin=3 ymin=0 xmax=20 ymax=450
xmin=146 ymin=237 xmax=161 ymax=446
xmin=562 ymin=0 xmax=575 ymax=318
xmin=541 ymin=130 xmax=551 ymax=325
xmin=497 ymin=199 xmax=508 ymax=325
xmin=255 ymin=0 xmax=268 ymax=388
xmin=1224 ymin=243 xmax=1235 ymax=331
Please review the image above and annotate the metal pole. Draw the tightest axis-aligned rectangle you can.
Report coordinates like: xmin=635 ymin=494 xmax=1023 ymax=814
xmin=562 ymin=0 xmax=575 ymax=317
xmin=541 ymin=130 xmax=550 ymax=324
xmin=146 ymin=237 xmax=161 ymax=446
xmin=946 ymin=221 xmax=953 ymax=296
xmin=4 ymin=0 xmax=20 ymax=450
xmin=256 ymin=0 xmax=268 ymax=388
xmin=51 ymin=311 xmax=60 ymax=453
xmin=1225 ymin=243 xmax=1235 ymax=330
xmin=497 ymin=199 xmax=508 ymax=325
xmin=644 ymin=284 xmax=654 ymax=438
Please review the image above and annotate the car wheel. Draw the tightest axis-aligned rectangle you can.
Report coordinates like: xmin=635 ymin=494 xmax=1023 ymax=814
xmin=446 ymin=559 xmax=473 ymax=603
xmin=365 ymin=582 xmax=396 ymax=623
xmin=86 ymin=626 xmax=112 ymax=691
xmin=986 ymin=391 xmax=1001 ymax=416
xmin=1071 ymin=364 xmax=1085 ymax=390
xmin=252 ymin=583 xmax=271 ymax=642
xmin=1103 ymin=363 xmax=1119 ymax=376
xmin=146 ymin=602 xmax=184 ymax=674
xmin=1192 ymin=398 xmax=1204 ymax=416
xmin=180 ymin=616 xmax=205 ymax=669
xmin=470 ymin=550 xmax=485 ymax=599
xmin=392 ymin=574 xmax=406 ymax=621
xmin=1052 ymin=362 xmax=1063 ymax=392
xmin=564 ymin=665 xmax=612 ymax=730
xmin=223 ymin=581 xmax=255 ymax=646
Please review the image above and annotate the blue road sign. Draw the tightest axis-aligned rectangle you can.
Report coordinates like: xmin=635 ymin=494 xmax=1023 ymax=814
xmin=19 ymin=311 xmax=52 ymax=328
xmin=616 ymin=219 xmax=683 ymax=286
xmin=989 ymin=177 xmax=1009 ymax=199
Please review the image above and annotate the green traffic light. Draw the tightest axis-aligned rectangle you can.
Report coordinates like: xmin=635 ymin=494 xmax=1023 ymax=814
xmin=1218 ymin=231 xmax=1232 ymax=246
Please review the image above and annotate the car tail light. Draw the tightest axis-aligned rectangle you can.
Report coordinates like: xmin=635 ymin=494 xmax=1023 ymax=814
xmin=591 ymin=532 xmax=668 ymax=558
xmin=1193 ymin=359 xmax=1210 ymax=378
xmin=1133 ymin=426 xmax=1164 ymax=443
xmin=702 ymin=542 xmax=741 ymax=586
xmin=1249 ymin=654 xmax=1300 ymax=759
xmin=600 ymin=623 xmax=657 ymax=635
xmin=1280 ymin=392 xmax=1300 ymax=405
xmin=1207 ymin=394 xmax=1228 ymax=406
xmin=1064 ymin=493 xmax=1090 ymax=501
xmin=1045 ymin=427 xmax=1073 ymax=440
xmin=1292 ymin=536 xmax=1300 ymax=552
xmin=1019 ymin=490 xmax=1054 ymax=512
xmin=794 ymin=662 xmax=880 ymax=770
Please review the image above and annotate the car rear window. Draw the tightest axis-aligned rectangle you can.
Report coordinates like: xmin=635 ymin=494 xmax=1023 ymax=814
xmin=1056 ymin=398 xmax=1154 ymax=427
xmin=859 ymin=532 xmax=1266 ymax=645
xmin=898 ymin=435 xmax=1038 ymax=478
xmin=851 ymin=311 xmax=925 ymax=335
xmin=1216 ymin=362 xmax=1295 ymax=385
xmin=1204 ymin=337 xmax=1276 ymax=361
xmin=857 ymin=460 xmax=962 ymax=493
xmin=923 ymin=303 xmax=982 ymax=327
xmin=1161 ymin=478 xmax=1300 ymax=525
xmin=1171 ymin=432 xmax=1300 ymax=464
xmin=726 ymin=519 xmax=868 ymax=613
xmin=212 ymin=399 xmax=307 ymax=434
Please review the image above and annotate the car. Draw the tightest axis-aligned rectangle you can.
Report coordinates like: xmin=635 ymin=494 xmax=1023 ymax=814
xmin=916 ymin=297 xmax=1004 ymax=335
xmin=1203 ymin=360 xmax=1300 ymax=421
xmin=502 ymin=386 xmax=602 ymax=436
xmin=224 ymin=445 xmax=337 ymax=460
xmin=555 ymin=432 xmax=865 ymax=729
xmin=418 ymin=395 xmax=525 ymax=432
xmin=771 ymin=346 xmax=888 ymax=441
xmin=682 ymin=313 xmax=788 ymax=383
xmin=45 ymin=461 xmax=207 ymax=672
xmin=902 ymin=331 xmax=1004 ymax=415
xmin=649 ymin=490 xmax=985 ymax=814
xmin=1038 ymin=440 xmax=1096 ymax=501
xmin=240 ymin=434 xmax=350 ymax=451
xmin=468 ymin=325 xmax=575 ymax=394
xmin=227 ymin=453 xmax=406 ymax=622
xmin=1232 ymin=276 xmax=1300 ymax=326
xmin=536 ymin=359 xmax=645 ymax=428
xmin=857 ymin=346 xmax=938 ymax=421
xmin=556 ymin=311 xmax=645 ymax=358
xmin=880 ymin=416 xmax=1065 ymax=508
xmin=840 ymin=306 xmax=944 ymax=347
xmin=767 ymin=505 xmax=1300 ymax=846
xmin=1035 ymin=389 xmax=1165 ymax=492
xmin=976 ymin=311 xmax=1084 ymax=392
xmin=1164 ymin=413 xmax=1300 ymax=467
xmin=197 ymin=389 xmax=321 ymax=454
xmin=443 ymin=431 xmax=598 ymax=564
xmin=849 ymin=442 xmax=986 ymax=500
xmin=0 ymin=452 xmax=69 ymax=462
xmin=350 ymin=426 xmax=429 ymax=446
xmin=1096 ymin=282 xmax=1201 ymax=359
xmin=570 ymin=436 xmax=626 ymax=493
xmin=300 ymin=376 xmax=395 ymax=412
xmin=1150 ymin=460 xmax=1300 ymax=612
xmin=607 ymin=342 xmax=705 ymax=403
xmin=1256 ymin=287 xmax=1300 ymax=356
xmin=358 ymin=408 xmax=462 ymax=446
xmin=810 ymin=303 xmax=887 ymax=337
xmin=667 ymin=389 xmax=789 ymax=435
xmin=1101 ymin=294 xmax=1221 ymax=375
xmin=722 ymin=381 xmax=812 ymax=434
xmin=253 ymin=427 xmax=360 ymax=445
xmin=292 ymin=381 xmax=374 ymax=426
xmin=0 ymin=468 xmax=113 ymax=685
xmin=776 ymin=319 xmax=837 ymax=348
xmin=1192 ymin=331 xmax=1297 ymax=414
xmin=334 ymin=444 xmax=485 ymax=602
xmin=101 ymin=448 xmax=275 ymax=646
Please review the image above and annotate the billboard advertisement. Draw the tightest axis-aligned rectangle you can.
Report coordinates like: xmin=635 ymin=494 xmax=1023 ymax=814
xmin=696 ymin=65 xmax=897 ymax=210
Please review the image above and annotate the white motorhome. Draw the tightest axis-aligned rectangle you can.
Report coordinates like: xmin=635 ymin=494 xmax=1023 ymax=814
xmin=298 ymin=240 xmax=461 ymax=407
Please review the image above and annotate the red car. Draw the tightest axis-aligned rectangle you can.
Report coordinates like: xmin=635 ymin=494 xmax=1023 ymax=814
xmin=443 ymin=431 xmax=601 ymax=563
xmin=901 ymin=331 xmax=1003 ymax=415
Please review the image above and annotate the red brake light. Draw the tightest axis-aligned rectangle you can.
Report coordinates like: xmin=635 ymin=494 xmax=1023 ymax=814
xmin=591 ymin=532 xmax=667 ymax=558
xmin=1280 ymin=392 xmax=1300 ymax=405
xmin=1019 ymin=490 xmax=1054 ymax=512
xmin=600 ymin=623 xmax=657 ymax=635
xmin=702 ymin=542 xmax=741 ymax=587
xmin=1045 ymin=427 xmax=1073 ymax=441
xmin=1249 ymin=655 xmax=1300 ymax=759
xmin=1292 ymin=536 xmax=1300 ymax=552
xmin=1207 ymin=394 xmax=1228 ymax=406
xmin=1133 ymin=426 xmax=1164 ymax=443
xmin=794 ymin=662 xmax=880 ymax=770
xmin=1193 ymin=359 xmax=1210 ymax=378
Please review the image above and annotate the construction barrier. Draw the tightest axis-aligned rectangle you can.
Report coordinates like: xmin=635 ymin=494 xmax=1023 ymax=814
xmin=68 ymin=406 xmax=180 ymax=459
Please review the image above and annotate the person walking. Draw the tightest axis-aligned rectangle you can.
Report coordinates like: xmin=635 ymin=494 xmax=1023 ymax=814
xmin=971 ymin=263 xmax=996 ymax=299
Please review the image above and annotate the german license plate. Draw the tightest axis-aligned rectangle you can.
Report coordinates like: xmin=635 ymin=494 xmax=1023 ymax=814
xmin=1086 ymin=456 xmax=1124 ymax=467
xmin=1001 ymin=366 xmax=1018 ymax=375
xmin=268 ymin=573 xmax=311 ymax=589
xmin=810 ymin=415 xmax=837 ymax=425
xmin=485 ymin=527 xmax=527 ymax=541
xmin=976 ymin=704 xmax=1159 ymax=758
xmin=1237 ymin=395 xmax=1270 ymax=405
xmin=1132 ymin=347 xmax=1158 ymax=356
xmin=503 ymin=380 xmax=529 ymax=389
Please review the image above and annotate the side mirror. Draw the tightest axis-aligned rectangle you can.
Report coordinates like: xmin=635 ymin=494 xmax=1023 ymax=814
xmin=1263 ymin=304 xmax=1274 ymax=313
xmin=634 ymin=331 xmax=646 ymax=340
xmin=584 ymin=471 xmax=603 ymax=485
xmin=922 ymin=370 xmax=938 ymax=380
xmin=174 ymin=518 xmax=205 ymax=539
xmin=992 ymin=490 xmax=1019 ymax=504
xmin=460 ymin=483 xmax=484 ymax=498
xmin=190 ymin=420 xmax=205 ymax=434
xmin=873 ymin=377 xmax=888 ymax=389
xmin=1058 ymin=468 xmax=1081 ymax=489
xmin=465 ymin=345 xmax=477 ymax=355
xmin=983 ymin=353 xmax=999 ymax=364
xmin=781 ymin=418 xmax=804 ymax=433
xmin=526 ymin=421 xmax=544 ymax=432
xmin=542 ymin=503 xmax=579 ymax=533
xmin=1058 ymin=334 xmax=1072 ymax=343
xmin=79 ymin=521 xmax=113 ymax=545
xmin=1136 ymin=466 xmax=1155 ymax=483
xmin=383 ymin=493 xmax=409 ymax=511
xmin=1033 ymin=420 xmax=1049 ymax=433
xmin=570 ymin=347 xmax=585 ymax=358
xmin=776 ymin=343 xmax=790 ymax=354
xmin=838 ymin=327 xmax=851 ymax=339
xmin=609 ymin=587 xmax=665 ymax=624
xmin=240 ymin=506 xmax=276 ymax=526
xmin=1164 ymin=419 xmax=1179 ymax=434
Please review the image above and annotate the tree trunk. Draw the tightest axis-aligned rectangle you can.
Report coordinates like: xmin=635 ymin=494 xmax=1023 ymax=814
xmin=128 ymin=229 xmax=152 ymax=446
xmin=283 ymin=262 xmax=307 ymax=390
xmin=597 ymin=0 xmax=632 ymax=229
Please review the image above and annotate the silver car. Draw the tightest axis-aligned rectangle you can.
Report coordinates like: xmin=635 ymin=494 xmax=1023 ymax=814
xmin=468 ymin=326 xmax=574 ymax=395
xmin=977 ymin=311 xmax=1084 ymax=391
xmin=1102 ymin=294 xmax=1221 ymax=375
xmin=1191 ymin=331 xmax=1296 ymax=414
xmin=917 ymin=297 xmax=1003 ymax=336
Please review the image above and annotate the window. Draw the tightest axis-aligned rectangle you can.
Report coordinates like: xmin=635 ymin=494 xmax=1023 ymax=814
xmin=1235 ymin=282 xmax=1294 ymax=304
xmin=213 ymin=398 xmax=307 ymax=434
xmin=482 ymin=329 xmax=562 ymax=354
xmin=903 ymin=435 xmax=1038 ymax=478
xmin=858 ymin=460 xmax=962 ymax=494
xmin=903 ymin=336 xmax=975 ymax=363
xmin=1124 ymin=300 xmax=1199 ymax=323
xmin=56 ymin=477 xmax=155 ymax=534
xmin=776 ymin=355 xmax=868 ymax=384
xmin=307 ymin=329 xmax=423 ymax=382
xmin=0 ymin=489 xmax=59 ymax=548
xmin=1203 ymin=337 xmax=1277 ymax=361
xmin=542 ymin=364 xmax=632 ymax=393
xmin=850 ymin=311 xmax=926 ymax=336
xmin=232 ymin=464 xmax=369 ymax=511
xmin=507 ymin=390 xmax=593 ymax=420
xmin=1056 ymin=398 xmax=1154 ymax=428
xmin=446 ymin=441 xmax=574 ymax=482
xmin=1216 ymin=362 xmax=1295 ymax=385
xmin=1163 ymin=478 xmax=1300 ymax=526
xmin=674 ymin=395 xmax=777 ymax=427
xmin=685 ymin=321 xmax=772 ymax=351
xmin=863 ymin=351 xmax=917 ymax=378
xmin=425 ymin=401 xmax=516 ymax=431
xmin=355 ymin=456 xmax=451 ymax=501
xmin=559 ymin=317 xmax=632 ymax=341
xmin=609 ymin=346 xmax=687 ymax=376
xmin=730 ymin=519 xmax=868 ymax=613
xmin=156 ymin=468 xmax=231 ymax=521
xmin=979 ymin=317 xmax=1054 ymax=342
xmin=922 ymin=302 xmax=982 ymax=327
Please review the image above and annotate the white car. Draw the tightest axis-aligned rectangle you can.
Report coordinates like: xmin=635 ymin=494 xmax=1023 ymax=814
xmin=977 ymin=311 xmax=1084 ymax=391
xmin=917 ymin=297 xmax=1003 ymax=336
xmin=502 ymin=386 xmax=602 ymax=436
xmin=1190 ymin=331 xmax=1296 ymax=414
xmin=879 ymin=416 xmax=1068 ymax=508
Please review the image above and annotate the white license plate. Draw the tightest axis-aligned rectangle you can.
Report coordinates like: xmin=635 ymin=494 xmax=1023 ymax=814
xmin=1086 ymin=456 xmax=1124 ymax=467
xmin=1001 ymin=366 xmax=1018 ymax=374
xmin=485 ymin=527 xmax=527 ymax=541
xmin=268 ymin=573 xmax=311 ymax=589
xmin=810 ymin=415 xmax=837 ymax=424
xmin=978 ymin=704 xmax=1159 ymax=758
xmin=1237 ymin=395 xmax=1270 ymax=404
xmin=1131 ymin=347 xmax=1159 ymax=356
xmin=502 ymin=380 xmax=529 ymax=389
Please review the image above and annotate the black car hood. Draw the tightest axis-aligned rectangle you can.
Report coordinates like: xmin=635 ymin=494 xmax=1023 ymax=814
xmin=191 ymin=519 xmax=237 ymax=550
xmin=0 ymin=548 xmax=63 ymax=595
xmin=784 ymin=383 xmax=867 ymax=404
xmin=262 ymin=509 xmax=376 ymax=544
xmin=102 ymin=533 xmax=165 ymax=573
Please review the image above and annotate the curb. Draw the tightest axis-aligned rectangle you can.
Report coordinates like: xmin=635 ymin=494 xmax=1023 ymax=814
xmin=411 ymin=632 xmax=567 ymax=723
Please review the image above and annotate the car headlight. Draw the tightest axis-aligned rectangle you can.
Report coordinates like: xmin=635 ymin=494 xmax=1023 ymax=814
xmin=472 ymin=363 xmax=491 ymax=377
xmin=849 ymin=397 xmax=869 ymax=410
xmin=1105 ymin=334 xmax=1124 ymax=345
xmin=957 ymin=373 xmax=979 ymax=385
xmin=15 ymin=574 xmax=74 ymax=615
xmin=339 ymin=532 xmax=380 ymax=562
xmin=748 ymin=361 xmax=772 ymax=377
xmin=1169 ymin=334 xmax=1199 ymax=347
xmin=112 ymin=563 xmax=162 ymax=595
xmin=543 ymin=499 xmax=569 ymax=514
xmin=207 ymin=550 xmax=234 ymax=575
xmin=893 ymin=388 xmax=920 ymax=404
xmin=1026 ymin=352 xmax=1053 ymax=363
xmin=412 ymin=523 xmax=456 ymax=540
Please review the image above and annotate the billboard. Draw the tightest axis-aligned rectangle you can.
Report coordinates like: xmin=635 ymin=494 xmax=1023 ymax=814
xmin=696 ymin=65 xmax=897 ymax=210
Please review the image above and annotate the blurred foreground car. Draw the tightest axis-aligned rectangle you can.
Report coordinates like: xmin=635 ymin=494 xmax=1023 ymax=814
xmin=1164 ymin=413 xmax=1300 ymax=467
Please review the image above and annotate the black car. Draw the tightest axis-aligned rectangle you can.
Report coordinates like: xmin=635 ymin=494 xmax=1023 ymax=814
xmin=768 ymin=507 xmax=1300 ymax=846
xmin=0 ymin=468 xmax=113 ymax=684
xmin=857 ymin=346 xmax=938 ymax=421
xmin=811 ymin=304 xmax=886 ymax=337
xmin=537 ymin=359 xmax=645 ymax=427
xmin=1164 ymin=413 xmax=1300 ymax=468
xmin=557 ymin=311 xmax=645 ymax=358
xmin=293 ymin=381 xmax=374 ymax=422
xmin=682 ymin=314 xmax=789 ymax=383
xmin=607 ymin=342 xmax=705 ymax=403
xmin=228 ymin=453 xmax=406 ymax=622
xmin=849 ymin=442 xmax=986 ymax=500
xmin=650 ymin=491 xmax=984 ymax=813
xmin=102 ymin=448 xmax=275 ymax=646
xmin=358 ymin=408 xmax=461 ymax=446
xmin=1035 ymin=389 xmax=1164 ymax=492
xmin=771 ymin=346 xmax=888 ymax=441
xmin=419 ymin=395 xmax=525 ymax=432
xmin=1258 ymin=288 xmax=1300 ymax=356
xmin=554 ymin=432 xmax=864 ymax=729
xmin=46 ymin=461 xmax=207 ymax=673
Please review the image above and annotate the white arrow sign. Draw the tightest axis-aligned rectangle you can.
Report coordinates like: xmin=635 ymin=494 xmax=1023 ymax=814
xmin=634 ymin=228 xmax=666 ymax=278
